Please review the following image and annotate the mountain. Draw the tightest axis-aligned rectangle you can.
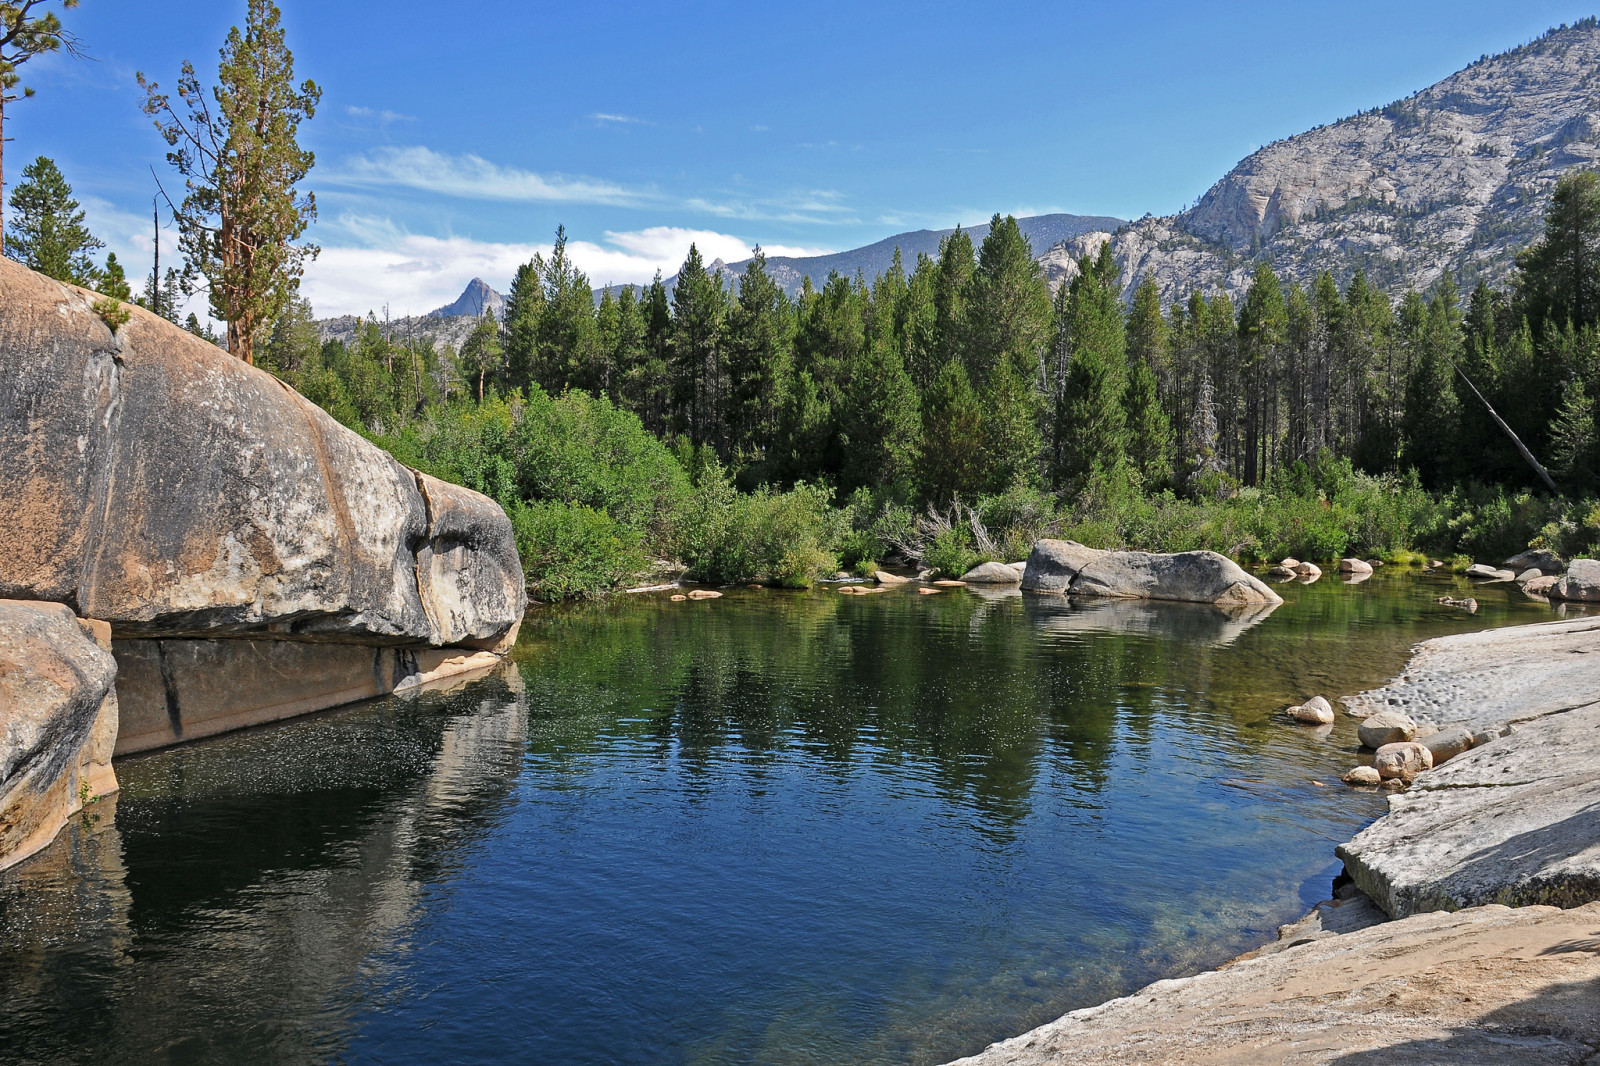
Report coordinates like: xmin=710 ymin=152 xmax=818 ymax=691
xmin=316 ymin=278 xmax=506 ymax=350
xmin=602 ymin=212 xmax=1126 ymax=301
xmin=1108 ymin=18 xmax=1600 ymax=302
xmin=430 ymin=277 xmax=505 ymax=318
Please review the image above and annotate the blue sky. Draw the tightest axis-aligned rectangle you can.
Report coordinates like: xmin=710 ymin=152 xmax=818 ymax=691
xmin=9 ymin=1 xmax=1597 ymax=317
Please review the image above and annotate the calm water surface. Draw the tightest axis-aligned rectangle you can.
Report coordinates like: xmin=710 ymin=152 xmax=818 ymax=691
xmin=0 ymin=571 xmax=1569 ymax=1065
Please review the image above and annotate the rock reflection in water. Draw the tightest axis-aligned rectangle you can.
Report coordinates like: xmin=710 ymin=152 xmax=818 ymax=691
xmin=0 ymin=663 xmax=526 ymax=1065
xmin=1022 ymin=594 xmax=1278 ymax=647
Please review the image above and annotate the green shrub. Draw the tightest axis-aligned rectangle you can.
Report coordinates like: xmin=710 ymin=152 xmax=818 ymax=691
xmin=673 ymin=463 xmax=843 ymax=587
xmin=511 ymin=500 xmax=645 ymax=601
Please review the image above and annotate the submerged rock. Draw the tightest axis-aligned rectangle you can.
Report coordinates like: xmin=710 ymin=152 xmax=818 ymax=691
xmin=0 ymin=600 xmax=119 ymax=870
xmin=1357 ymin=710 xmax=1417 ymax=748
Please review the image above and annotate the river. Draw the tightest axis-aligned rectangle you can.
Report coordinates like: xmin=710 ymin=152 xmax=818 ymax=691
xmin=0 ymin=570 xmax=1567 ymax=1064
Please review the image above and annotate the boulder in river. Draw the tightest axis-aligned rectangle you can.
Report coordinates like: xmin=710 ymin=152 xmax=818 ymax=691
xmin=1521 ymin=575 xmax=1558 ymax=596
xmin=1358 ymin=710 xmax=1417 ymax=748
xmin=0 ymin=600 xmax=120 ymax=870
xmin=1294 ymin=561 xmax=1323 ymax=579
xmin=1023 ymin=542 xmax=1282 ymax=607
xmin=1374 ymin=741 xmax=1433 ymax=781
xmin=960 ymin=561 xmax=1024 ymax=584
xmin=873 ymin=571 xmax=910 ymax=585
xmin=1504 ymin=549 xmax=1565 ymax=575
xmin=1288 ymin=696 xmax=1335 ymax=725
xmin=1338 ymin=558 xmax=1374 ymax=574
xmin=1465 ymin=563 xmax=1516 ymax=581
xmin=1549 ymin=558 xmax=1600 ymax=601
xmin=1018 ymin=540 xmax=1106 ymax=593
xmin=1343 ymin=765 xmax=1382 ymax=787
xmin=1265 ymin=565 xmax=1296 ymax=579
xmin=1279 ymin=558 xmax=1301 ymax=570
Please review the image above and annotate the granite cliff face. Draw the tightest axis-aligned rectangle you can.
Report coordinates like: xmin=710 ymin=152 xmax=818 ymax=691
xmin=0 ymin=256 xmax=528 ymax=851
xmin=1108 ymin=19 xmax=1600 ymax=302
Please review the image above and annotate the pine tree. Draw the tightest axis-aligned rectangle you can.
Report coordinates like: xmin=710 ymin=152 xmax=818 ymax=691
xmin=724 ymin=248 xmax=793 ymax=467
xmin=838 ymin=335 xmax=920 ymax=493
xmin=1123 ymin=358 xmax=1173 ymax=489
xmin=536 ymin=226 xmax=600 ymax=393
xmin=1055 ymin=243 xmax=1128 ymax=489
xmin=932 ymin=228 xmax=975 ymax=371
xmin=967 ymin=214 xmax=1051 ymax=388
xmin=140 ymin=0 xmax=320 ymax=364
xmin=670 ymin=245 xmax=727 ymax=449
xmin=0 ymin=0 xmax=83 ymax=247
xmin=98 ymin=251 xmax=131 ymax=300
xmin=1549 ymin=376 xmax=1597 ymax=485
xmin=1516 ymin=169 xmax=1600 ymax=334
xmin=919 ymin=360 xmax=984 ymax=502
xmin=501 ymin=258 xmax=544 ymax=393
xmin=5 ymin=155 xmax=101 ymax=284
xmin=459 ymin=311 xmax=504 ymax=403
xmin=1236 ymin=262 xmax=1287 ymax=485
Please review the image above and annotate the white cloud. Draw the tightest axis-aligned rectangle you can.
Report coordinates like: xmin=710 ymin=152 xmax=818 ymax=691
xmin=323 ymin=146 xmax=647 ymax=206
xmin=345 ymin=105 xmax=415 ymax=123
xmin=301 ymin=216 xmax=835 ymax=318
xmin=603 ymin=226 xmax=829 ymax=265
xmin=588 ymin=112 xmax=650 ymax=125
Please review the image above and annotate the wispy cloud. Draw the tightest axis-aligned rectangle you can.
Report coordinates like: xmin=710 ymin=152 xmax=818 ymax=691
xmin=323 ymin=146 xmax=649 ymax=206
xmin=345 ymin=105 xmax=415 ymax=123
xmin=302 ymin=216 xmax=835 ymax=318
xmin=683 ymin=187 xmax=857 ymax=225
xmin=588 ymin=112 xmax=650 ymax=126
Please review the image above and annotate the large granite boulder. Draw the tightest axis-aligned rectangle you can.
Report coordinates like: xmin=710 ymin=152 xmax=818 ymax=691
xmin=1020 ymin=540 xmax=1280 ymax=606
xmin=1549 ymin=557 xmax=1600 ymax=602
xmin=0 ymin=257 xmax=525 ymax=648
xmin=959 ymin=561 xmax=1024 ymax=584
xmin=1504 ymin=548 xmax=1565 ymax=575
xmin=0 ymin=600 xmax=119 ymax=870
xmin=1019 ymin=540 xmax=1105 ymax=593
xmin=1067 ymin=549 xmax=1283 ymax=606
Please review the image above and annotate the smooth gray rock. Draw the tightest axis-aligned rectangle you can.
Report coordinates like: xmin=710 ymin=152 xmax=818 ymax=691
xmin=1465 ymin=563 xmax=1515 ymax=580
xmin=961 ymin=561 xmax=1025 ymax=584
xmin=1288 ymin=696 xmax=1334 ymax=725
xmin=1343 ymin=765 xmax=1382 ymax=787
xmin=1418 ymin=725 xmax=1474 ymax=764
xmin=1345 ymin=617 xmax=1600 ymax=733
xmin=1515 ymin=568 xmax=1542 ymax=583
xmin=1358 ymin=709 xmax=1417 ymax=748
xmin=1338 ymin=699 xmax=1600 ymax=918
xmin=0 ymin=258 xmax=525 ymax=648
xmin=1053 ymin=548 xmax=1284 ymax=606
xmin=1338 ymin=558 xmax=1373 ymax=574
xmin=0 ymin=600 xmax=119 ymax=870
xmin=1265 ymin=565 xmax=1295 ymax=579
xmin=1550 ymin=557 xmax=1600 ymax=602
xmin=1373 ymin=741 xmax=1433 ymax=781
xmin=1504 ymin=548 xmax=1565 ymax=575
xmin=1294 ymin=561 xmax=1322 ymax=579
xmin=1019 ymin=539 xmax=1105 ymax=593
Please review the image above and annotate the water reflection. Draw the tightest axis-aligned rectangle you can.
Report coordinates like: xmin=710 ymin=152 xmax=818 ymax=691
xmin=0 ymin=572 xmax=1565 ymax=1066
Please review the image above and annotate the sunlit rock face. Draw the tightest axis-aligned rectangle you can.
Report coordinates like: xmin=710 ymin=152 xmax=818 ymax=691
xmin=1104 ymin=21 xmax=1600 ymax=303
xmin=0 ymin=600 xmax=119 ymax=870
xmin=0 ymin=257 xmax=526 ymax=752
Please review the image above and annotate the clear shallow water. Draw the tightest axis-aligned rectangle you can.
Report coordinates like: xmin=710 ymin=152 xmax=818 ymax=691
xmin=0 ymin=571 xmax=1570 ymax=1065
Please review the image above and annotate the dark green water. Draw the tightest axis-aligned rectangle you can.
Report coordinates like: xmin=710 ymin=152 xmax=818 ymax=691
xmin=0 ymin=571 xmax=1570 ymax=1065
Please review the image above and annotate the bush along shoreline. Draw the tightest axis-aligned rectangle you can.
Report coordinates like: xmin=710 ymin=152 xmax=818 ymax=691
xmin=247 ymin=171 xmax=1600 ymax=601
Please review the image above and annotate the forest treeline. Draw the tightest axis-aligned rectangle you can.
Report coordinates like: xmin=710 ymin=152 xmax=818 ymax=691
xmin=12 ymin=130 xmax=1600 ymax=596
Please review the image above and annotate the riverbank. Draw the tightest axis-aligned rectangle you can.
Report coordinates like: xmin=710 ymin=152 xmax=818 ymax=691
xmin=948 ymin=615 xmax=1600 ymax=1065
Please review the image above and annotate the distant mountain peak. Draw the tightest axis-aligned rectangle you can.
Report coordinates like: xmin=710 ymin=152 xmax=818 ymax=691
xmin=431 ymin=278 xmax=505 ymax=319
